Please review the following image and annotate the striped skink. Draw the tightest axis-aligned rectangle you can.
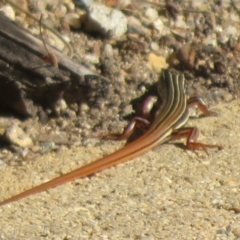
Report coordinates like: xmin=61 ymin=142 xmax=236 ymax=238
xmin=0 ymin=70 xmax=221 ymax=206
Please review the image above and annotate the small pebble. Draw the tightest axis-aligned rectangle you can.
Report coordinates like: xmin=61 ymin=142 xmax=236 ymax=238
xmin=54 ymin=4 xmax=67 ymax=18
xmin=21 ymin=148 xmax=29 ymax=158
xmin=103 ymin=43 xmax=114 ymax=57
xmin=41 ymin=142 xmax=57 ymax=153
xmin=4 ymin=124 xmax=33 ymax=148
xmin=31 ymin=145 xmax=41 ymax=153
xmin=63 ymin=12 xmax=82 ymax=29
xmin=153 ymin=18 xmax=165 ymax=33
xmin=84 ymin=53 xmax=99 ymax=64
xmin=147 ymin=53 xmax=168 ymax=73
xmin=145 ymin=8 xmax=158 ymax=22
xmin=150 ymin=42 xmax=160 ymax=52
xmin=174 ymin=15 xmax=188 ymax=29
xmin=55 ymin=99 xmax=68 ymax=115
xmin=79 ymin=104 xmax=90 ymax=114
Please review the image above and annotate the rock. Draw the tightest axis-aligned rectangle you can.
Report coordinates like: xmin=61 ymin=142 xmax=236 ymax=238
xmin=83 ymin=53 xmax=99 ymax=64
xmin=153 ymin=18 xmax=165 ymax=33
xmin=145 ymin=8 xmax=159 ymax=22
xmin=2 ymin=4 xmax=15 ymax=21
xmin=147 ymin=53 xmax=168 ymax=73
xmin=54 ymin=4 xmax=67 ymax=18
xmin=83 ymin=4 xmax=127 ymax=39
xmin=103 ymin=43 xmax=114 ymax=57
xmin=62 ymin=13 xmax=82 ymax=29
xmin=150 ymin=42 xmax=160 ymax=52
xmin=4 ymin=123 xmax=33 ymax=148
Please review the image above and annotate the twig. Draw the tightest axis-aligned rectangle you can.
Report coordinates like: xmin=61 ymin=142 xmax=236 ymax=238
xmin=39 ymin=14 xmax=58 ymax=67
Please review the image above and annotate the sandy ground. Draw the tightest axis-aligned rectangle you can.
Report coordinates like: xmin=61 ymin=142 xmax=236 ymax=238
xmin=0 ymin=99 xmax=240 ymax=240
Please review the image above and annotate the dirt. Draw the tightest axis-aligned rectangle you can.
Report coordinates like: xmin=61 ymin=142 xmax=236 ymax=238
xmin=0 ymin=1 xmax=240 ymax=239
xmin=0 ymin=99 xmax=239 ymax=239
